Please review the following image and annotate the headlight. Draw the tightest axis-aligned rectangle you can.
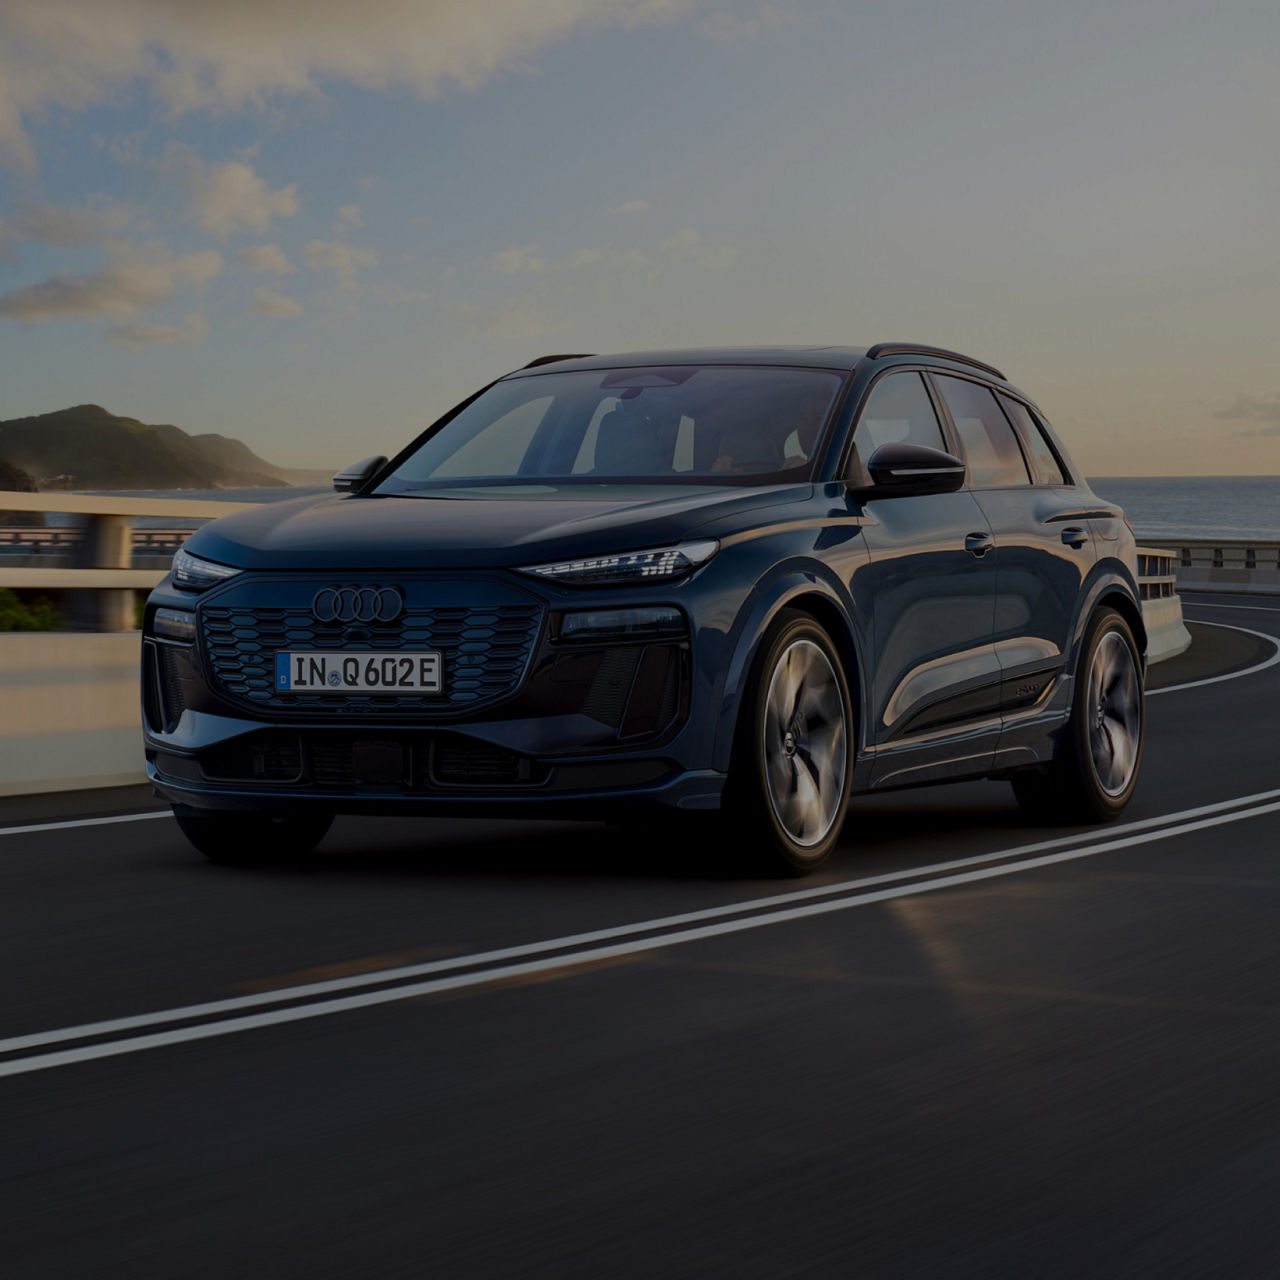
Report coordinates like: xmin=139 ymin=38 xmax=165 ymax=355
xmin=519 ymin=539 xmax=718 ymax=587
xmin=171 ymin=548 xmax=242 ymax=592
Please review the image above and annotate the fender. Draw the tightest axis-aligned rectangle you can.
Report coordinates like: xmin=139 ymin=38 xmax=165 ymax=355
xmin=709 ymin=561 xmax=871 ymax=774
xmin=1067 ymin=557 xmax=1145 ymax=675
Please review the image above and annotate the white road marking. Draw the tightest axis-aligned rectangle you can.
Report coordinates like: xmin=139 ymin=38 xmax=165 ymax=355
xmin=2 ymin=795 xmax=1279 ymax=1079
xmin=0 ymin=810 xmax=170 ymax=839
xmin=1181 ymin=601 xmax=1280 ymax=612
xmin=3 ymin=784 xmax=1277 ymax=1059
xmin=1148 ymin=621 xmax=1280 ymax=697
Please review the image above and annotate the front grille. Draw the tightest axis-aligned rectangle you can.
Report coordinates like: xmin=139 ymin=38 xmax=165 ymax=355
xmin=200 ymin=599 xmax=542 ymax=717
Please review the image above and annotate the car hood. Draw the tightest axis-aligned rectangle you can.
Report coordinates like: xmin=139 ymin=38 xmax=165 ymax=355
xmin=185 ymin=484 xmax=811 ymax=571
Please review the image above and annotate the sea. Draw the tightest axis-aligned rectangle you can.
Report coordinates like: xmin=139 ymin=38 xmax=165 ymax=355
xmin=44 ymin=476 xmax=1280 ymax=542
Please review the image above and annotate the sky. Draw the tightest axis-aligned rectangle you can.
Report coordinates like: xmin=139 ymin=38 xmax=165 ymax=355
xmin=0 ymin=0 xmax=1277 ymax=477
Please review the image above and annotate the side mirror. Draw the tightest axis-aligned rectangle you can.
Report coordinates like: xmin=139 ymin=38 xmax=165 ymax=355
xmin=332 ymin=455 xmax=387 ymax=493
xmin=858 ymin=443 xmax=966 ymax=497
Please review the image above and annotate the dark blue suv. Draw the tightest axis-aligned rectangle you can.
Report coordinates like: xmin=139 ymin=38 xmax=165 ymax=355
xmin=143 ymin=344 xmax=1146 ymax=873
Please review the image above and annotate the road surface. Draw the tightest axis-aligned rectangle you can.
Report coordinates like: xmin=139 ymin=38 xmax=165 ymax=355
xmin=1 ymin=593 xmax=1278 ymax=1277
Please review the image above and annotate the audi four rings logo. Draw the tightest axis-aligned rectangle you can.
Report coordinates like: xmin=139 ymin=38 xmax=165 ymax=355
xmin=312 ymin=586 xmax=404 ymax=624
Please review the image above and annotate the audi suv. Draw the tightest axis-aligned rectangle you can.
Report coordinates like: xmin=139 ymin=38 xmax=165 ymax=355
xmin=142 ymin=344 xmax=1146 ymax=873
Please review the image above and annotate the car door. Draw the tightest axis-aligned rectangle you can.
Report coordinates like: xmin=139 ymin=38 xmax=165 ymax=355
xmin=930 ymin=375 xmax=1097 ymax=717
xmin=844 ymin=371 xmax=1000 ymax=782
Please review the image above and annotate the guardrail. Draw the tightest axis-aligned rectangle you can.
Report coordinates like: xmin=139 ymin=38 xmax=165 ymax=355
xmin=0 ymin=493 xmax=253 ymax=630
xmin=1136 ymin=538 xmax=1280 ymax=596
xmin=1135 ymin=546 xmax=1191 ymax=664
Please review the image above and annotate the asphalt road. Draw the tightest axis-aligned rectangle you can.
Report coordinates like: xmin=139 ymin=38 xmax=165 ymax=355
xmin=1 ymin=594 xmax=1278 ymax=1278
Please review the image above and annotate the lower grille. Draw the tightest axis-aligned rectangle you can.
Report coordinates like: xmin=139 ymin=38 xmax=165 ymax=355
xmin=427 ymin=736 xmax=548 ymax=787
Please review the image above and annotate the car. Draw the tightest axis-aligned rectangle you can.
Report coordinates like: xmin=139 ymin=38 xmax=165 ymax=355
xmin=142 ymin=343 xmax=1146 ymax=874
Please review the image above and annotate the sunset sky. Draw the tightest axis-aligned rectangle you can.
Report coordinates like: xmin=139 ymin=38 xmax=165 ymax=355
xmin=1 ymin=0 xmax=1277 ymax=476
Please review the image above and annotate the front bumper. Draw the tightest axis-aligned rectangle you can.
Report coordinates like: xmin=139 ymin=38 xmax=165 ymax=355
xmin=142 ymin=566 xmax=729 ymax=818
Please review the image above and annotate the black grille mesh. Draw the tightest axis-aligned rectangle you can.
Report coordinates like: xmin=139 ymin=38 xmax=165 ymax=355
xmin=200 ymin=603 xmax=542 ymax=716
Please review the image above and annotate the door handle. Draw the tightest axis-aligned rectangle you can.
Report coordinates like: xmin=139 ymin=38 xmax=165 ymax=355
xmin=1061 ymin=526 xmax=1090 ymax=548
xmin=964 ymin=532 xmax=994 ymax=558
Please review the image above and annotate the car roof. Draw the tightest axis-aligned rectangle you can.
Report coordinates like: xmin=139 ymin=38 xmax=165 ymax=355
xmin=503 ymin=346 xmax=872 ymax=376
xmin=503 ymin=344 xmax=1013 ymax=384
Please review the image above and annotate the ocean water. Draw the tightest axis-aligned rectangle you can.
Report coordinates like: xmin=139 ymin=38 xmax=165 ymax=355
xmin=1089 ymin=476 xmax=1280 ymax=541
xmin=44 ymin=478 xmax=1280 ymax=542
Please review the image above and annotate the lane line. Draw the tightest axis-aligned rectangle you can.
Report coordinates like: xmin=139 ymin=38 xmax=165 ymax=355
xmin=1181 ymin=601 xmax=1280 ymax=613
xmin=0 ymin=810 xmax=169 ymax=839
xmin=1147 ymin=620 xmax=1280 ymax=697
xmin=2 ymin=797 xmax=1278 ymax=1080
xmin=2 ymin=786 xmax=1279 ymax=1060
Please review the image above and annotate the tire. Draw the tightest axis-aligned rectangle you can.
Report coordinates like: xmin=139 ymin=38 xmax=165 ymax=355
xmin=724 ymin=610 xmax=855 ymax=875
xmin=173 ymin=809 xmax=334 ymax=866
xmin=1012 ymin=607 xmax=1144 ymax=823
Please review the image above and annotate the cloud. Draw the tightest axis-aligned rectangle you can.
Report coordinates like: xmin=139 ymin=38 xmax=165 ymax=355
xmin=0 ymin=245 xmax=221 ymax=322
xmin=1214 ymin=392 xmax=1280 ymax=426
xmin=657 ymin=226 xmax=736 ymax=266
xmin=489 ymin=227 xmax=733 ymax=275
xmin=452 ymin=294 xmax=555 ymax=341
xmin=490 ymin=244 xmax=548 ymax=275
xmin=17 ymin=200 xmax=134 ymax=246
xmin=334 ymin=203 xmax=364 ymax=235
xmin=370 ymin=283 xmax=431 ymax=306
xmin=173 ymin=156 xmax=299 ymax=239
xmin=0 ymin=219 xmax=14 ymax=263
xmin=609 ymin=200 xmax=650 ymax=215
xmin=357 ymin=174 xmax=378 ymax=190
xmin=106 ymin=312 xmax=209 ymax=351
xmin=0 ymin=0 xmax=700 ymax=170
xmin=247 ymin=285 xmax=303 ymax=317
xmin=301 ymin=239 xmax=377 ymax=278
xmin=703 ymin=4 xmax=790 ymax=44
xmin=235 ymin=243 xmax=294 ymax=273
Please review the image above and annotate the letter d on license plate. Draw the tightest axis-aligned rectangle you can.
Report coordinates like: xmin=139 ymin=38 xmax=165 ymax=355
xmin=276 ymin=651 xmax=443 ymax=693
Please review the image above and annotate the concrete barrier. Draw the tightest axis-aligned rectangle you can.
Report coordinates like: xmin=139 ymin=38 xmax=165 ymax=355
xmin=0 ymin=632 xmax=143 ymax=796
xmin=1138 ymin=538 xmax=1280 ymax=596
xmin=1136 ymin=546 xmax=1192 ymax=665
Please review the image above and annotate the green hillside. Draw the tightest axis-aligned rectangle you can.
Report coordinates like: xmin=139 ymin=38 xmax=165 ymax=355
xmin=0 ymin=405 xmax=287 ymax=490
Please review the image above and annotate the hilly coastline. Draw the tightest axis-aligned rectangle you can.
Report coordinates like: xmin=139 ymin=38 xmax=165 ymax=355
xmin=0 ymin=405 xmax=289 ymax=491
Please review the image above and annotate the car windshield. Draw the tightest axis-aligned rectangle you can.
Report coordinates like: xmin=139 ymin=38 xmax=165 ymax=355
xmin=376 ymin=365 xmax=845 ymax=493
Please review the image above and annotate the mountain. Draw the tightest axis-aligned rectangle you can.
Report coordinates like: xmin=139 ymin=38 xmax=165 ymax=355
xmin=0 ymin=458 xmax=43 ymax=526
xmin=0 ymin=405 xmax=287 ymax=490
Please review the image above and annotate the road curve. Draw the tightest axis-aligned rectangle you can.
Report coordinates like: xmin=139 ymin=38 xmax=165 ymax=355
xmin=1 ymin=593 xmax=1278 ymax=1278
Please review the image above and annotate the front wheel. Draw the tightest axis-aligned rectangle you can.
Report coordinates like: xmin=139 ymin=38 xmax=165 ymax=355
xmin=173 ymin=809 xmax=334 ymax=865
xmin=726 ymin=612 xmax=854 ymax=875
xmin=1012 ymin=607 xmax=1144 ymax=823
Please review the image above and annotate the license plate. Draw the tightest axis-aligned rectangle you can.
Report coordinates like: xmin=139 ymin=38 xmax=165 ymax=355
xmin=275 ymin=651 xmax=442 ymax=693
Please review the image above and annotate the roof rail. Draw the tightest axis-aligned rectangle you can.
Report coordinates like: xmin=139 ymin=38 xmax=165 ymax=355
xmin=865 ymin=343 xmax=1006 ymax=381
xmin=521 ymin=353 xmax=596 ymax=369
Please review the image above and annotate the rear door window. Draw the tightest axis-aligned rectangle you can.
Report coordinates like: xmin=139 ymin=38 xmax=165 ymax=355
xmin=998 ymin=395 xmax=1068 ymax=485
xmin=933 ymin=376 xmax=1031 ymax=488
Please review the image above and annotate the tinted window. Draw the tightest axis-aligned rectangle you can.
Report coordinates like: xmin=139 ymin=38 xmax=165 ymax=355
xmin=998 ymin=394 xmax=1067 ymax=485
xmin=933 ymin=376 xmax=1031 ymax=487
xmin=379 ymin=366 xmax=842 ymax=491
xmin=849 ymin=373 xmax=946 ymax=478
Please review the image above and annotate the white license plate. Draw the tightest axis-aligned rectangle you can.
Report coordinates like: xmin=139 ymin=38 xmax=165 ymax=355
xmin=275 ymin=651 xmax=442 ymax=693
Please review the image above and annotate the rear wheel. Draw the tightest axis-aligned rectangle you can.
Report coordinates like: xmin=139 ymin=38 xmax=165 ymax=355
xmin=1012 ymin=607 xmax=1144 ymax=823
xmin=725 ymin=611 xmax=854 ymax=875
xmin=173 ymin=809 xmax=334 ymax=865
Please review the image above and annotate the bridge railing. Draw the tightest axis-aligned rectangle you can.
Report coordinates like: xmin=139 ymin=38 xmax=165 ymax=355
xmin=1135 ymin=538 xmax=1280 ymax=596
xmin=0 ymin=492 xmax=254 ymax=630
